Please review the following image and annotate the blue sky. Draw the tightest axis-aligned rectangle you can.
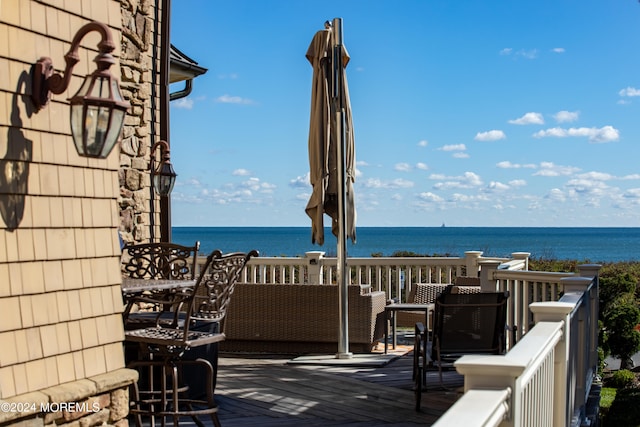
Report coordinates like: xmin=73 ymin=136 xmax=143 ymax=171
xmin=168 ymin=0 xmax=640 ymax=227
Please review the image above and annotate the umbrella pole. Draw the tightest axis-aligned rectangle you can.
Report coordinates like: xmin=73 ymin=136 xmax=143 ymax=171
xmin=332 ymin=17 xmax=352 ymax=359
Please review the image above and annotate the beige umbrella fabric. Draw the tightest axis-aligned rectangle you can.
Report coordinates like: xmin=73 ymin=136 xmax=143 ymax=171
xmin=305 ymin=27 xmax=356 ymax=246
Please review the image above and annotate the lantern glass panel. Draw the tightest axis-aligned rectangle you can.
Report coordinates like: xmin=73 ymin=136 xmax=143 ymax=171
xmin=153 ymin=162 xmax=177 ymax=196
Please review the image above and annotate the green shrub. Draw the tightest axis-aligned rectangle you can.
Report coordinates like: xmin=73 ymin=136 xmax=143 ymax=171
xmin=599 ymin=387 xmax=616 ymax=420
xmin=598 ymin=345 xmax=607 ymax=375
xmin=611 ymin=370 xmax=637 ymax=388
xmin=602 ymin=387 xmax=640 ymax=426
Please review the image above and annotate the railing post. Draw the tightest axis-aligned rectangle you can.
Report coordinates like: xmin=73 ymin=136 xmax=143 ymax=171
xmin=577 ymin=264 xmax=602 ymax=279
xmin=454 ymin=356 xmax=525 ymax=427
xmin=305 ymin=251 xmax=325 ymax=284
xmin=511 ymin=252 xmax=530 ymax=270
xmin=464 ymin=251 xmax=483 ymax=276
xmin=561 ymin=276 xmax=595 ymax=294
xmin=479 ymin=260 xmax=501 ymax=292
xmin=530 ymin=300 xmax=577 ymax=427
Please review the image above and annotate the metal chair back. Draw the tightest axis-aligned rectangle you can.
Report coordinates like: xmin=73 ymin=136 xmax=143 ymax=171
xmin=432 ymin=291 xmax=509 ymax=360
xmin=192 ymin=250 xmax=260 ymax=330
xmin=122 ymin=241 xmax=200 ymax=280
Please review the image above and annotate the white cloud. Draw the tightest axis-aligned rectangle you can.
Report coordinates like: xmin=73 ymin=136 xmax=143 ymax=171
xmin=235 ymin=177 xmax=276 ymax=194
xmin=449 ymin=193 xmax=489 ymax=202
xmin=417 ymin=140 xmax=429 ymax=147
xmin=623 ymin=188 xmax=640 ymax=199
xmin=361 ymin=178 xmax=414 ymax=189
xmin=565 ymin=178 xmax=609 ymax=195
xmin=516 ymin=49 xmax=538 ymax=59
xmin=619 ymin=87 xmax=640 ymax=97
xmin=496 ymin=161 xmax=537 ymax=169
xmin=532 ymin=126 xmax=619 ymax=143
xmin=215 ymin=94 xmax=255 ymax=104
xmin=474 ymin=130 xmax=506 ymax=141
xmin=553 ymin=110 xmax=579 ymax=123
xmin=289 ymin=173 xmax=310 ymax=188
xmin=487 ymin=181 xmax=510 ymax=191
xmin=232 ymin=168 xmax=251 ymax=176
xmin=173 ymin=98 xmax=194 ymax=109
xmin=428 ymin=173 xmax=449 ymax=180
xmin=546 ymin=188 xmax=566 ymax=202
xmin=432 ymin=171 xmax=483 ymax=190
xmin=440 ymin=144 xmax=466 ymax=151
xmin=193 ymin=176 xmax=278 ymax=206
xmin=551 ymin=48 xmax=565 ymax=54
xmin=509 ymin=179 xmax=527 ymax=187
xmin=576 ymin=171 xmax=613 ymax=181
xmin=501 ymin=48 xmax=539 ymax=59
xmin=621 ymin=174 xmax=640 ymax=180
xmin=533 ymin=162 xmax=580 ymax=177
xmin=453 ymin=152 xmax=470 ymax=159
xmin=390 ymin=178 xmax=414 ymax=188
xmin=508 ymin=112 xmax=544 ymax=125
xmin=415 ymin=163 xmax=428 ymax=170
xmin=417 ymin=192 xmax=444 ymax=202
xmin=394 ymin=163 xmax=411 ymax=172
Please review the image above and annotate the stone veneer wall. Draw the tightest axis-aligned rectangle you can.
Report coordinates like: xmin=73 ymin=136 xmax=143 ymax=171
xmin=118 ymin=0 xmax=162 ymax=246
xmin=0 ymin=0 xmax=143 ymax=425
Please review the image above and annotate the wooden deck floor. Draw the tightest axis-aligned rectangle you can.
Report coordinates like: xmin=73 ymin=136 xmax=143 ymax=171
xmin=212 ymin=346 xmax=463 ymax=426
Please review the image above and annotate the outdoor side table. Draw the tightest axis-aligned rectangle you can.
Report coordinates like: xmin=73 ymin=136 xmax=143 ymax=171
xmin=384 ymin=303 xmax=434 ymax=354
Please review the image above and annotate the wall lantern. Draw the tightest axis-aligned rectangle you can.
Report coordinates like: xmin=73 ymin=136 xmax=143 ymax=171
xmin=31 ymin=21 xmax=130 ymax=159
xmin=150 ymin=140 xmax=177 ymax=197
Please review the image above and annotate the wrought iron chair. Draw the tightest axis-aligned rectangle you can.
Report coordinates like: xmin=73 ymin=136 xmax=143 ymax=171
xmin=121 ymin=241 xmax=200 ymax=329
xmin=122 ymin=241 xmax=200 ymax=279
xmin=184 ymin=249 xmax=259 ymax=399
xmin=413 ymin=291 xmax=509 ymax=411
xmin=126 ymin=249 xmax=257 ymax=427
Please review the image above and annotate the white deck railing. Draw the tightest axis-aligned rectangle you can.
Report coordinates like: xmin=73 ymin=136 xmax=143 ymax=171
xmin=198 ymin=250 xmax=577 ymax=348
xmin=195 ymin=250 xmax=600 ymax=426
xmin=434 ymin=268 xmax=600 ymax=427
xmin=211 ymin=250 xmax=530 ymax=302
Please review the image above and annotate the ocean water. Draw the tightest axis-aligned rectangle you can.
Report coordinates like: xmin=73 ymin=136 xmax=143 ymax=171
xmin=171 ymin=226 xmax=640 ymax=262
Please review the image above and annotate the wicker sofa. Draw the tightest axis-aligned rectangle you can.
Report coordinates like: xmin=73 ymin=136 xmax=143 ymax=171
xmin=220 ymin=283 xmax=387 ymax=354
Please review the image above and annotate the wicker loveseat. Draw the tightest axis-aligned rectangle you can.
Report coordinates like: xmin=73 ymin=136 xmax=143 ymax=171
xmin=221 ymin=283 xmax=387 ymax=354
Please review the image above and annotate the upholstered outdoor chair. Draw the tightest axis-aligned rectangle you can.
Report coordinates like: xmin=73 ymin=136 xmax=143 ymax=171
xmin=413 ymin=291 xmax=509 ymax=410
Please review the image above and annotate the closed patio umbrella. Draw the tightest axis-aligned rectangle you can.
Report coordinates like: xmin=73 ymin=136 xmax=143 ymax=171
xmin=305 ymin=21 xmax=356 ymax=246
xmin=305 ymin=18 xmax=357 ymax=358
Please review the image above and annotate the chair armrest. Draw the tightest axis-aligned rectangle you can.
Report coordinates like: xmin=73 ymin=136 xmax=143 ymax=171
xmin=123 ymin=289 xmax=191 ymax=328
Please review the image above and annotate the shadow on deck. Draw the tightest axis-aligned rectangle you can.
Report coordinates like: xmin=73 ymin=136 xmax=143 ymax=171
xmin=213 ymin=334 xmax=462 ymax=426
xmin=130 ymin=333 xmax=463 ymax=426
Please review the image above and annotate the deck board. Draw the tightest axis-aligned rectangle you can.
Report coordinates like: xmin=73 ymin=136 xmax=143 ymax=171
xmin=212 ymin=349 xmax=463 ymax=427
xmin=130 ymin=338 xmax=463 ymax=426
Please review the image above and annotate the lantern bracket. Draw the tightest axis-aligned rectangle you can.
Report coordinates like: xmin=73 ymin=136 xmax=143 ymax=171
xmin=32 ymin=21 xmax=116 ymax=111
